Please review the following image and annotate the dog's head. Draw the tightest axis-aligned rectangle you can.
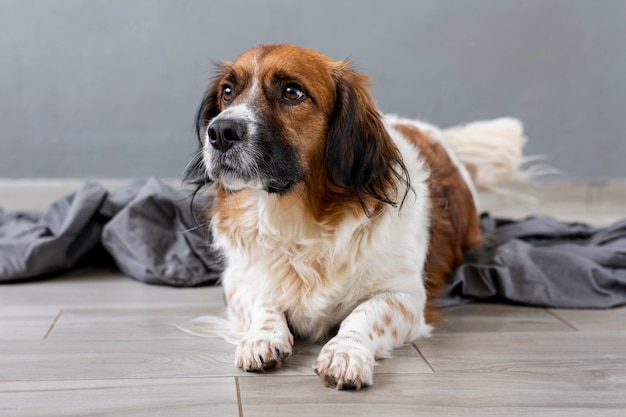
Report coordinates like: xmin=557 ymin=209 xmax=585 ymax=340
xmin=187 ymin=44 xmax=409 ymax=216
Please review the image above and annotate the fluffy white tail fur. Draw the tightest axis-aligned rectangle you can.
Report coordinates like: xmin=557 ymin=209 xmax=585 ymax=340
xmin=442 ymin=117 xmax=539 ymax=190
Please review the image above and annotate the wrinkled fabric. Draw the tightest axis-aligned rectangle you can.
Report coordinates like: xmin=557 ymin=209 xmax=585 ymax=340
xmin=439 ymin=214 xmax=626 ymax=308
xmin=0 ymin=178 xmax=222 ymax=286
xmin=101 ymin=178 xmax=222 ymax=286
xmin=1 ymin=181 xmax=625 ymax=308
xmin=0 ymin=183 xmax=108 ymax=280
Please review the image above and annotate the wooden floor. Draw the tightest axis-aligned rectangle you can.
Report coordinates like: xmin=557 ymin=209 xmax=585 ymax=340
xmin=1 ymin=180 xmax=625 ymax=416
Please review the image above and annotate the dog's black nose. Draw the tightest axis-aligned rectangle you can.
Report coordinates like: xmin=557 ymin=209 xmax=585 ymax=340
xmin=207 ymin=119 xmax=246 ymax=152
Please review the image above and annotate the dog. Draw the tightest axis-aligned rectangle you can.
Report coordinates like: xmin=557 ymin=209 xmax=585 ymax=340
xmin=185 ymin=44 xmax=491 ymax=389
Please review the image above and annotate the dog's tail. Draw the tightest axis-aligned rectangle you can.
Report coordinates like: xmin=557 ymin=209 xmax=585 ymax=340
xmin=442 ymin=117 xmax=553 ymax=191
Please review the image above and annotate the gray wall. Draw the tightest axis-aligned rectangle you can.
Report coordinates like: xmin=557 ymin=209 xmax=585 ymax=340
xmin=1 ymin=0 xmax=624 ymax=181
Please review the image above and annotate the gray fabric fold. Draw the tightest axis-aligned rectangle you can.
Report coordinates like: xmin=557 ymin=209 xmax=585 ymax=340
xmin=101 ymin=178 xmax=222 ymax=286
xmin=0 ymin=178 xmax=223 ymax=286
xmin=0 ymin=182 xmax=107 ymax=280
xmin=440 ymin=214 xmax=626 ymax=308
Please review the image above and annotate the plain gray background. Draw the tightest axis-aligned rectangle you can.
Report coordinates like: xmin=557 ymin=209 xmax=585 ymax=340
xmin=1 ymin=0 xmax=624 ymax=181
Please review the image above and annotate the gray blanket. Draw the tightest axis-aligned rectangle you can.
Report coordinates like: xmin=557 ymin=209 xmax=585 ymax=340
xmin=1 ymin=178 xmax=625 ymax=308
xmin=0 ymin=178 xmax=222 ymax=286
xmin=438 ymin=214 xmax=626 ymax=308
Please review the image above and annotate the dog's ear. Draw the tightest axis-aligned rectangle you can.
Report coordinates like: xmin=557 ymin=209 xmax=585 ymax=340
xmin=184 ymin=66 xmax=226 ymax=186
xmin=194 ymin=69 xmax=225 ymax=143
xmin=326 ymin=62 xmax=410 ymax=215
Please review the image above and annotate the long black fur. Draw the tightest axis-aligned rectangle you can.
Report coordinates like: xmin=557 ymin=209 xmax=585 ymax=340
xmin=184 ymin=74 xmax=223 ymax=188
xmin=325 ymin=70 xmax=411 ymax=216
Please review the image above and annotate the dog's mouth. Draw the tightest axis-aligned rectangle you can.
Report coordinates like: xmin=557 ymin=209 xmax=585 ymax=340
xmin=215 ymin=176 xmax=295 ymax=195
xmin=212 ymin=167 xmax=295 ymax=195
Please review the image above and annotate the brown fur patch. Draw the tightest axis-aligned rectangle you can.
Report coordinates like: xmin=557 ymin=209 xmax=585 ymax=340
xmin=373 ymin=323 xmax=386 ymax=337
xmin=392 ymin=329 xmax=399 ymax=341
xmin=384 ymin=297 xmax=415 ymax=322
xmin=392 ymin=123 xmax=483 ymax=322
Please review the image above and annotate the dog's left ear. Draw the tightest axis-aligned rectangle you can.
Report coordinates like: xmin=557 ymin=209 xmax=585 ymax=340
xmin=326 ymin=62 xmax=409 ymax=215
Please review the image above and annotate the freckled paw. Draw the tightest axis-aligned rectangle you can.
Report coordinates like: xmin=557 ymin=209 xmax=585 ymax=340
xmin=313 ymin=339 xmax=375 ymax=390
xmin=235 ymin=334 xmax=293 ymax=372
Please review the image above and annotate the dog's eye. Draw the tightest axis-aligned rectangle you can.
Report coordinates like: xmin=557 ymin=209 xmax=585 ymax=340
xmin=222 ymin=85 xmax=234 ymax=104
xmin=282 ymin=84 xmax=304 ymax=101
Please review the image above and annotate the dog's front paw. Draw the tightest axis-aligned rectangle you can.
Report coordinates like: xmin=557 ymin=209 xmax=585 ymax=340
xmin=313 ymin=336 xmax=375 ymax=390
xmin=235 ymin=327 xmax=294 ymax=372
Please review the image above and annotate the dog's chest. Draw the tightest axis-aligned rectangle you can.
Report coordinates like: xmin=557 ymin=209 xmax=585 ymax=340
xmin=216 ymin=204 xmax=375 ymax=340
xmin=256 ymin=235 xmax=363 ymax=340
xmin=264 ymin=222 xmax=352 ymax=288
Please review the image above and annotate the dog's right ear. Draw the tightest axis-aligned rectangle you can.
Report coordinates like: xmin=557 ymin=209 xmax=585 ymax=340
xmin=194 ymin=70 xmax=225 ymax=143
xmin=184 ymin=65 xmax=227 ymax=186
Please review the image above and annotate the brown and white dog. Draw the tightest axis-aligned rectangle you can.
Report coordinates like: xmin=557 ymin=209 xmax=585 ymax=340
xmin=186 ymin=44 xmax=490 ymax=389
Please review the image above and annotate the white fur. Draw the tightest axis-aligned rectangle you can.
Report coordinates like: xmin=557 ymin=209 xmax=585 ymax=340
xmin=208 ymin=121 xmax=435 ymax=388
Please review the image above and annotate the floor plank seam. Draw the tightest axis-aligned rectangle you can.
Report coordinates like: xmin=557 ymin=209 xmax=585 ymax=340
xmin=411 ymin=343 xmax=436 ymax=373
xmin=43 ymin=308 xmax=64 ymax=340
xmin=0 ymin=376 xmax=237 ymax=383
xmin=545 ymin=308 xmax=579 ymax=331
xmin=235 ymin=376 xmax=244 ymax=417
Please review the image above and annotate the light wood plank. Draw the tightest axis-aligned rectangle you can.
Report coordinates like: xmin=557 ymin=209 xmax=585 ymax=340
xmin=238 ymin=373 xmax=626 ymax=417
xmin=416 ymin=331 xmax=626 ymax=374
xmin=0 ymin=377 xmax=239 ymax=417
xmin=0 ymin=306 xmax=61 ymax=340
xmin=47 ymin=306 xmax=225 ymax=341
xmin=437 ymin=304 xmax=573 ymax=333
xmin=0 ymin=272 xmax=223 ymax=308
xmin=548 ymin=307 xmax=626 ymax=332
xmin=0 ymin=339 xmax=235 ymax=381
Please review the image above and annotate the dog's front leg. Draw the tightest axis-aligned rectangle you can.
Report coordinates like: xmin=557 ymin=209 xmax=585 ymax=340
xmin=313 ymin=292 xmax=430 ymax=390
xmin=225 ymin=285 xmax=294 ymax=372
